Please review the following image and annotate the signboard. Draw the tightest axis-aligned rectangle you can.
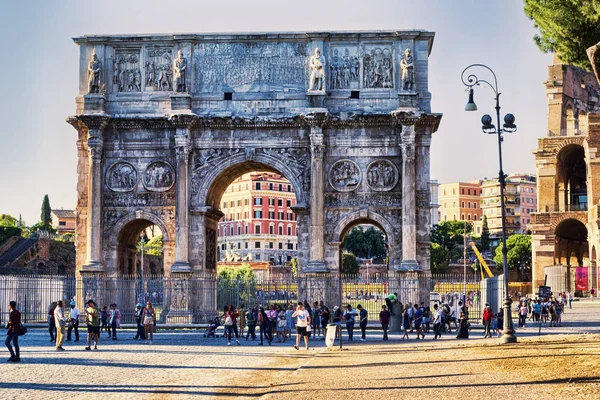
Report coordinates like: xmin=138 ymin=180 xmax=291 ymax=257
xmin=576 ymin=267 xmax=589 ymax=291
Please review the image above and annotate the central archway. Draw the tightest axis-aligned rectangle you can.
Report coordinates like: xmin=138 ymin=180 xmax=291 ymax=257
xmin=189 ymin=156 xmax=309 ymax=273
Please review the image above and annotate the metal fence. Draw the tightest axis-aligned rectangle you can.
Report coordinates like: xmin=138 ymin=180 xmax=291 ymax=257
xmin=0 ymin=273 xmax=497 ymax=325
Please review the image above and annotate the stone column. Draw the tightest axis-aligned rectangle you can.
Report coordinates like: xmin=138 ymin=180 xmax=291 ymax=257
xmin=303 ymin=112 xmax=328 ymax=272
xmin=169 ymin=115 xmax=197 ymax=272
xmin=81 ymin=117 xmax=109 ymax=271
xmin=415 ymin=129 xmax=432 ymax=272
xmin=400 ymin=123 xmax=419 ymax=270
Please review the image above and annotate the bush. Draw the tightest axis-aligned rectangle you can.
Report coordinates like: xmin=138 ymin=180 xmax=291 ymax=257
xmin=0 ymin=226 xmax=22 ymax=246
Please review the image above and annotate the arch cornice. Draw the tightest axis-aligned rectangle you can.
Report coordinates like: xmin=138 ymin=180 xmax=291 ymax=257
xmin=550 ymin=213 xmax=589 ymax=232
xmin=192 ymin=148 xmax=310 ymax=209
xmin=108 ymin=210 xmax=171 ymax=247
xmin=330 ymin=208 xmax=399 ymax=244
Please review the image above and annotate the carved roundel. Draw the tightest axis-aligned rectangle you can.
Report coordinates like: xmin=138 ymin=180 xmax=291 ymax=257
xmin=106 ymin=161 xmax=138 ymax=192
xmin=366 ymin=159 xmax=399 ymax=192
xmin=142 ymin=161 xmax=176 ymax=192
xmin=328 ymin=159 xmax=361 ymax=192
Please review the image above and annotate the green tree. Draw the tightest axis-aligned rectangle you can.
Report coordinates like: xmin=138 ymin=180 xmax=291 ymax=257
xmin=145 ymin=235 xmax=163 ymax=256
xmin=493 ymin=234 xmax=532 ymax=270
xmin=343 ymin=226 xmax=386 ymax=259
xmin=342 ymin=252 xmax=360 ymax=274
xmin=431 ymin=220 xmax=472 ymax=253
xmin=40 ymin=195 xmax=52 ymax=229
xmin=524 ymin=0 xmax=600 ymax=69
xmin=480 ymin=215 xmax=490 ymax=251
xmin=430 ymin=242 xmax=448 ymax=272
xmin=0 ymin=214 xmax=17 ymax=227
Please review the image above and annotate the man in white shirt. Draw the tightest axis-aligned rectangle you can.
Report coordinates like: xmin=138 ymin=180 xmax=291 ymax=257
xmin=54 ymin=300 xmax=66 ymax=351
xmin=292 ymin=302 xmax=311 ymax=351
xmin=433 ymin=304 xmax=442 ymax=340
xmin=67 ymin=301 xmax=80 ymax=342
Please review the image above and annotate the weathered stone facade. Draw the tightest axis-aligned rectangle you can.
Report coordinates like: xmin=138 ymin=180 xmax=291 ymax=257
xmin=531 ymin=57 xmax=600 ymax=292
xmin=68 ymin=31 xmax=441 ymax=312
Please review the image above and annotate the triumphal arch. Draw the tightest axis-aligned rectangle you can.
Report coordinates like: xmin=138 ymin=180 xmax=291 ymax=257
xmin=68 ymin=31 xmax=441 ymax=319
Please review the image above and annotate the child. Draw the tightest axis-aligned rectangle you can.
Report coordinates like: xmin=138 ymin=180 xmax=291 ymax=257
xmin=277 ymin=310 xmax=286 ymax=343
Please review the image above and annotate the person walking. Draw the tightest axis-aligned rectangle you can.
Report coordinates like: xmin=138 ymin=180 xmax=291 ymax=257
xmin=357 ymin=304 xmax=368 ymax=341
xmin=567 ymin=291 xmax=573 ymax=309
xmin=312 ymin=301 xmax=321 ymax=339
xmin=482 ymin=304 xmax=493 ymax=339
xmin=48 ymin=301 xmax=57 ymax=343
xmin=134 ymin=303 xmax=146 ymax=341
xmin=258 ymin=307 xmax=272 ymax=346
xmin=496 ymin=308 xmax=504 ymax=337
xmin=379 ymin=305 xmax=391 ymax=341
xmin=66 ymin=301 xmax=80 ymax=342
xmin=224 ymin=306 xmax=240 ymax=346
xmin=591 ymin=287 xmax=596 ymax=301
xmin=54 ymin=300 xmax=67 ymax=351
xmin=518 ymin=302 xmax=528 ymax=328
xmin=456 ymin=302 xmax=470 ymax=339
xmin=402 ymin=305 xmax=411 ymax=339
xmin=5 ymin=301 xmax=21 ymax=362
xmin=109 ymin=304 xmax=121 ymax=340
xmin=238 ymin=304 xmax=247 ymax=339
xmin=292 ymin=302 xmax=311 ymax=350
xmin=100 ymin=306 xmax=109 ymax=334
xmin=343 ymin=304 xmax=357 ymax=341
xmin=414 ymin=303 xmax=425 ymax=339
xmin=285 ymin=305 xmax=294 ymax=341
xmin=85 ymin=300 xmax=100 ymax=351
xmin=320 ymin=305 xmax=330 ymax=340
xmin=245 ymin=307 xmax=257 ymax=341
xmin=144 ymin=301 xmax=156 ymax=344
xmin=433 ymin=304 xmax=442 ymax=340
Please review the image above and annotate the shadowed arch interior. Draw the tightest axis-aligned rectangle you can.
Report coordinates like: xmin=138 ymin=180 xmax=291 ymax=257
xmin=338 ymin=218 xmax=389 ymax=273
xmin=117 ymin=219 xmax=163 ymax=275
xmin=556 ymin=144 xmax=587 ymax=210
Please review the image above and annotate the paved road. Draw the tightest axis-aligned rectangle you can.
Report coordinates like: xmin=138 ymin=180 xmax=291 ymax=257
xmin=1 ymin=299 xmax=598 ymax=399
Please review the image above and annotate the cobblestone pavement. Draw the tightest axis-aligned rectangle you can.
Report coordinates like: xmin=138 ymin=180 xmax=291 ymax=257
xmin=2 ymin=300 xmax=599 ymax=399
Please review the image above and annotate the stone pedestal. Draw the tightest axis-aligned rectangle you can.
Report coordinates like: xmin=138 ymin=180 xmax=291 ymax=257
xmin=166 ymin=272 xmax=193 ymax=324
xmin=83 ymin=94 xmax=106 ymax=114
xmin=398 ymin=92 xmax=418 ymax=109
xmin=79 ymin=271 xmax=105 ymax=307
xmin=170 ymin=94 xmax=192 ymax=112
xmin=307 ymin=91 xmax=326 ymax=108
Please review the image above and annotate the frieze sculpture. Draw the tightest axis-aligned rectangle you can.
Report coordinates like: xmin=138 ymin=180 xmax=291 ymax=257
xmin=328 ymin=160 xmax=361 ymax=192
xmin=145 ymin=47 xmax=172 ymax=91
xmin=325 ymin=192 xmax=401 ymax=207
xmin=363 ymin=46 xmax=393 ymax=89
xmin=143 ymin=161 xmax=175 ymax=192
xmin=113 ymin=52 xmax=141 ymax=92
xmin=194 ymin=42 xmax=307 ymax=93
xmin=330 ymin=47 xmax=359 ymax=90
xmin=400 ymin=48 xmax=415 ymax=91
xmin=103 ymin=191 xmax=176 ymax=207
xmin=308 ymin=48 xmax=326 ymax=92
xmin=106 ymin=162 xmax=137 ymax=192
xmin=366 ymin=160 xmax=399 ymax=192
xmin=87 ymin=51 xmax=101 ymax=94
xmin=173 ymin=50 xmax=187 ymax=92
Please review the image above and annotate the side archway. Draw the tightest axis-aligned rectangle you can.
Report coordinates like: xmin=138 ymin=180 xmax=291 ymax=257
xmin=327 ymin=209 xmax=401 ymax=272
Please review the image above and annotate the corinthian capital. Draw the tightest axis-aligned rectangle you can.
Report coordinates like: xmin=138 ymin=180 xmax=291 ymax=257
xmin=300 ymin=110 xmax=329 ymax=128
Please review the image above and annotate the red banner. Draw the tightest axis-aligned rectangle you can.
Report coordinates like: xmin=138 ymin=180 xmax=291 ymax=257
xmin=576 ymin=267 xmax=589 ymax=291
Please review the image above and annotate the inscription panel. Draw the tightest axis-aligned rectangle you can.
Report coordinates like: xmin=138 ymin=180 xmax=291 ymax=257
xmin=193 ymin=42 xmax=309 ymax=93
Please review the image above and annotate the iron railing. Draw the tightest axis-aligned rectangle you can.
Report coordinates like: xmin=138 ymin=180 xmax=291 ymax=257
xmin=0 ymin=273 xmax=496 ymax=325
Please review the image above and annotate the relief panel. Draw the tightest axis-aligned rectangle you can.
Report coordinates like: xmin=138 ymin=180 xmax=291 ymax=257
xmin=112 ymin=49 xmax=141 ymax=93
xmin=329 ymin=46 xmax=360 ymax=90
xmin=145 ymin=46 xmax=173 ymax=91
xmin=362 ymin=44 xmax=394 ymax=89
xmin=193 ymin=42 xmax=309 ymax=93
xmin=106 ymin=161 xmax=138 ymax=192
xmin=365 ymin=159 xmax=399 ymax=192
xmin=143 ymin=161 xmax=176 ymax=192
xmin=328 ymin=160 xmax=361 ymax=192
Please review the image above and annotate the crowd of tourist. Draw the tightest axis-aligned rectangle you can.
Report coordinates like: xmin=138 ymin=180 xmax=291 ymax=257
xmin=4 ymin=289 xmax=582 ymax=361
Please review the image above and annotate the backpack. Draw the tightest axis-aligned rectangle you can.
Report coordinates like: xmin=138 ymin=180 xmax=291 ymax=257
xmin=224 ymin=314 xmax=233 ymax=326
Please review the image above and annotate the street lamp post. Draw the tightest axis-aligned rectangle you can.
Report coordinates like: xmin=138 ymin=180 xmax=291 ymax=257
xmin=461 ymin=64 xmax=517 ymax=344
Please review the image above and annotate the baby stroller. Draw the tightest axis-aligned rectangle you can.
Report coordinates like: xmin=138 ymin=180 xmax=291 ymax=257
xmin=204 ymin=317 xmax=221 ymax=338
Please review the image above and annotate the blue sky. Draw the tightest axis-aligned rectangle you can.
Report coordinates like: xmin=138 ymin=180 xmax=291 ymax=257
xmin=0 ymin=0 xmax=552 ymax=224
